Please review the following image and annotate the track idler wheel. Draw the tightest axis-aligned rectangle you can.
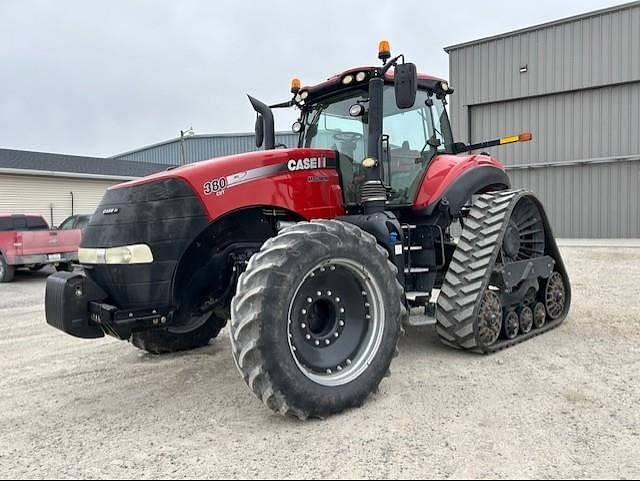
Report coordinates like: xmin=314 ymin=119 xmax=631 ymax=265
xmin=477 ymin=290 xmax=503 ymax=348
xmin=503 ymin=310 xmax=519 ymax=340
xmin=545 ymin=272 xmax=567 ymax=320
xmin=519 ymin=306 xmax=534 ymax=334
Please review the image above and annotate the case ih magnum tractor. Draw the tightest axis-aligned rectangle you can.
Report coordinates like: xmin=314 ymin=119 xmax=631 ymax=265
xmin=46 ymin=42 xmax=570 ymax=419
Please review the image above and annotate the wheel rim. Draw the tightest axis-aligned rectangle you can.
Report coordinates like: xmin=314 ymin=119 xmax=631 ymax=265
xmin=545 ymin=272 xmax=566 ymax=320
xmin=503 ymin=310 xmax=519 ymax=340
xmin=168 ymin=312 xmax=210 ymax=335
xmin=533 ymin=302 xmax=546 ymax=328
xmin=477 ymin=290 xmax=503 ymax=346
xmin=501 ymin=197 xmax=545 ymax=263
xmin=519 ymin=306 xmax=534 ymax=334
xmin=287 ymin=258 xmax=385 ymax=387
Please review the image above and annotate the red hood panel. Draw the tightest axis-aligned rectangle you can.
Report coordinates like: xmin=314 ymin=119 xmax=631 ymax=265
xmin=113 ymin=148 xmax=344 ymax=222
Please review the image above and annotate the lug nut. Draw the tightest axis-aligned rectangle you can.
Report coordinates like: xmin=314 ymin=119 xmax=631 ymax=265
xmin=325 ymin=339 xmax=330 ymax=345
xmin=306 ymin=334 xmax=311 ymax=340
xmin=337 ymin=366 xmax=343 ymax=371
xmin=160 ymin=316 xmax=167 ymax=324
xmin=339 ymin=321 xmax=345 ymax=327
xmin=365 ymin=302 xmax=370 ymax=308
xmin=340 ymin=308 xmax=345 ymax=313
xmin=317 ymin=291 xmax=322 ymax=297
xmin=330 ymin=265 xmax=336 ymax=271
xmin=301 ymin=309 xmax=307 ymax=315
xmin=315 ymin=340 xmax=320 ymax=346
xmin=307 ymin=297 xmax=313 ymax=303
xmin=327 ymin=290 xmax=332 ymax=296
xmin=334 ymin=332 xmax=339 ymax=338
xmin=326 ymin=369 xmax=332 ymax=374
xmin=153 ymin=319 xmax=159 ymax=325
xmin=346 ymin=359 xmax=352 ymax=365
xmin=366 ymin=314 xmax=371 ymax=320
xmin=301 ymin=323 xmax=306 ymax=329
xmin=335 ymin=297 xmax=341 ymax=302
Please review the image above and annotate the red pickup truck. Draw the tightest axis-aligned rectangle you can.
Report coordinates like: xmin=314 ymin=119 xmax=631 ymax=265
xmin=0 ymin=214 xmax=82 ymax=282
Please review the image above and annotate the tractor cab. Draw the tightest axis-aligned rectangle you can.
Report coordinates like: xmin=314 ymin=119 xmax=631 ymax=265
xmin=294 ymin=71 xmax=454 ymax=205
xmin=251 ymin=40 xmax=457 ymax=212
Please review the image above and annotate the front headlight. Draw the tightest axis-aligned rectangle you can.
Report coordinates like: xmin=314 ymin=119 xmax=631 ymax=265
xmin=78 ymin=245 xmax=154 ymax=265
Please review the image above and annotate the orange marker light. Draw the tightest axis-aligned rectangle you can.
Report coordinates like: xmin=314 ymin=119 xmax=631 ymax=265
xmin=291 ymin=78 xmax=301 ymax=94
xmin=378 ymin=39 xmax=391 ymax=61
xmin=519 ymin=132 xmax=533 ymax=142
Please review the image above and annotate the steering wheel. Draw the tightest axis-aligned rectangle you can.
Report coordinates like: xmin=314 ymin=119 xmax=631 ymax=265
xmin=333 ymin=132 xmax=363 ymax=142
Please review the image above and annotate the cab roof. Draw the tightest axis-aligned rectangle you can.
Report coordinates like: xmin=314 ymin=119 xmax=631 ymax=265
xmin=299 ymin=66 xmax=446 ymax=103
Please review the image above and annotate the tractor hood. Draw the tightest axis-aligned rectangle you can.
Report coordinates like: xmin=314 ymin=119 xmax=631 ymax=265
xmin=113 ymin=147 xmax=343 ymax=221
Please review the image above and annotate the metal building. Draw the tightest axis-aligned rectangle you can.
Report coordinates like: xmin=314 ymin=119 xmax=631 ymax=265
xmin=112 ymin=132 xmax=298 ymax=166
xmin=0 ymin=148 xmax=165 ymax=226
xmin=446 ymin=1 xmax=640 ymax=238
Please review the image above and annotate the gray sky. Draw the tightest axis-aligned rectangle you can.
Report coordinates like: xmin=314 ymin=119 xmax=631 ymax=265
xmin=0 ymin=0 xmax=624 ymax=157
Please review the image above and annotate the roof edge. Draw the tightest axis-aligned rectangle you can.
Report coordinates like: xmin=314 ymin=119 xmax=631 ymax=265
xmin=110 ymin=131 xmax=296 ymax=159
xmin=444 ymin=1 xmax=640 ymax=52
xmin=0 ymin=167 xmax=140 ymax=181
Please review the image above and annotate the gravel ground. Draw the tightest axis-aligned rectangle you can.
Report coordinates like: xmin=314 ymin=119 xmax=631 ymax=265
xmin=0 ymin=247 xmax=639 ymax=479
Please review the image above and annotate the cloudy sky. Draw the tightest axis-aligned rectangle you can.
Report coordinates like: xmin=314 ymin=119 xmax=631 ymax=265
xmin=0 ymin=0 xmax=624 ymax=157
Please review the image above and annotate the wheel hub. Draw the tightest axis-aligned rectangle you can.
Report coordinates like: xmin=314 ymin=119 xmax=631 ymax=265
xmin=503 ymin=222 xmax=522 ymax=259
xmin=299 ymin=295 xmax=347 ymax=348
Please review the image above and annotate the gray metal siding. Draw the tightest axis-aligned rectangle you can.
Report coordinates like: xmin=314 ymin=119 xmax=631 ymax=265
xmin=449 ymin=2 xmax=640 ymax=142
xmin=113 ymin=133 xmax=298 ymax=166
xmin=508 ymin=161 xmax=640 ymax=238
xmin=469 ymin=81 xmax=640 ymax=166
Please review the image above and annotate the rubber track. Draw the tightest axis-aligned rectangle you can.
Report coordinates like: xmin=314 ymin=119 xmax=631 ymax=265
xmin=435 ymin=190 xmax=568 ymax=354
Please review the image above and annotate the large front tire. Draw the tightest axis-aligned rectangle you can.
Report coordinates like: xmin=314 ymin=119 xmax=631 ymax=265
xmin=130 ymin=312 xmax=227 ymax=354
xmin=230 ymin=220 xmax=403 ymax=419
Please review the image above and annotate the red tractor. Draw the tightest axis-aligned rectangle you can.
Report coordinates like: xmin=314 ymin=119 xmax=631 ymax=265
xmin=46 ymin=41 xmax=570 ymax=419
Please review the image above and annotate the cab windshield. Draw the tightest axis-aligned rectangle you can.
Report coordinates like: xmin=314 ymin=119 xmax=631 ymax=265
xmin=300 ymin=85 xmax=453 ymax=205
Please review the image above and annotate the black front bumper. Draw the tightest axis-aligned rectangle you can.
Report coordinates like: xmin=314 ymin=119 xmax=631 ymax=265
xmin=45 ymin=271 xmax=173 ymax=340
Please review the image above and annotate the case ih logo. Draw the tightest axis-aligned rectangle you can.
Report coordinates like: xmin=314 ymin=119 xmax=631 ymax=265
xmin=287 ymin=157 xmax=327 ymax=171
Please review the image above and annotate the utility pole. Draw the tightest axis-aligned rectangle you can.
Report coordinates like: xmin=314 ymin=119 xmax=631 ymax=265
xmin=180 ymin=127 xmax=194 ymax=166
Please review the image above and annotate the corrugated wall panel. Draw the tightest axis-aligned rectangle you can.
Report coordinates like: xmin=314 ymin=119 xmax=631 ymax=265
xmin=448 ymin=3 xmax=640 ymax=143
xmin=508 ymin=161 xmax=640 ymax=238
xmin=469 ymin=81 xmax=640 ymax=166
xmin=113 ymin=133 xmax=298 ymax=166
xmin=0 ymin=174 xmax=117 ymax=227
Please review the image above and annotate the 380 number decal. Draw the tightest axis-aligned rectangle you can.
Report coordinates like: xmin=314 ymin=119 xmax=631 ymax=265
xmin=203 ymin=177 xmax=227 ymax=195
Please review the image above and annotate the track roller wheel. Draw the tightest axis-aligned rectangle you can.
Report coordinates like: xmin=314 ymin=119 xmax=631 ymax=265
xmin=502 ymin=310 xmax=519 ymax=340
xmin=533 ymin=302 xmax=546 ymax=329
xmin=519 ymin=306 xmax=534 ymax=334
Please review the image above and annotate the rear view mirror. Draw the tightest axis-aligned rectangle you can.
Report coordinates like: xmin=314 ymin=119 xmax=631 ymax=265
xmin=394 ymin=62 xmax=417 ymax=109
xmin=255 ymin=114 xmax=264 ymax=148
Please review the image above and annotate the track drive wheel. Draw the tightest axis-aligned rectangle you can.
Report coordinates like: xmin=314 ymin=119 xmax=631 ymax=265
xmin=230 ymin=220 xmax=403 ymax=419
